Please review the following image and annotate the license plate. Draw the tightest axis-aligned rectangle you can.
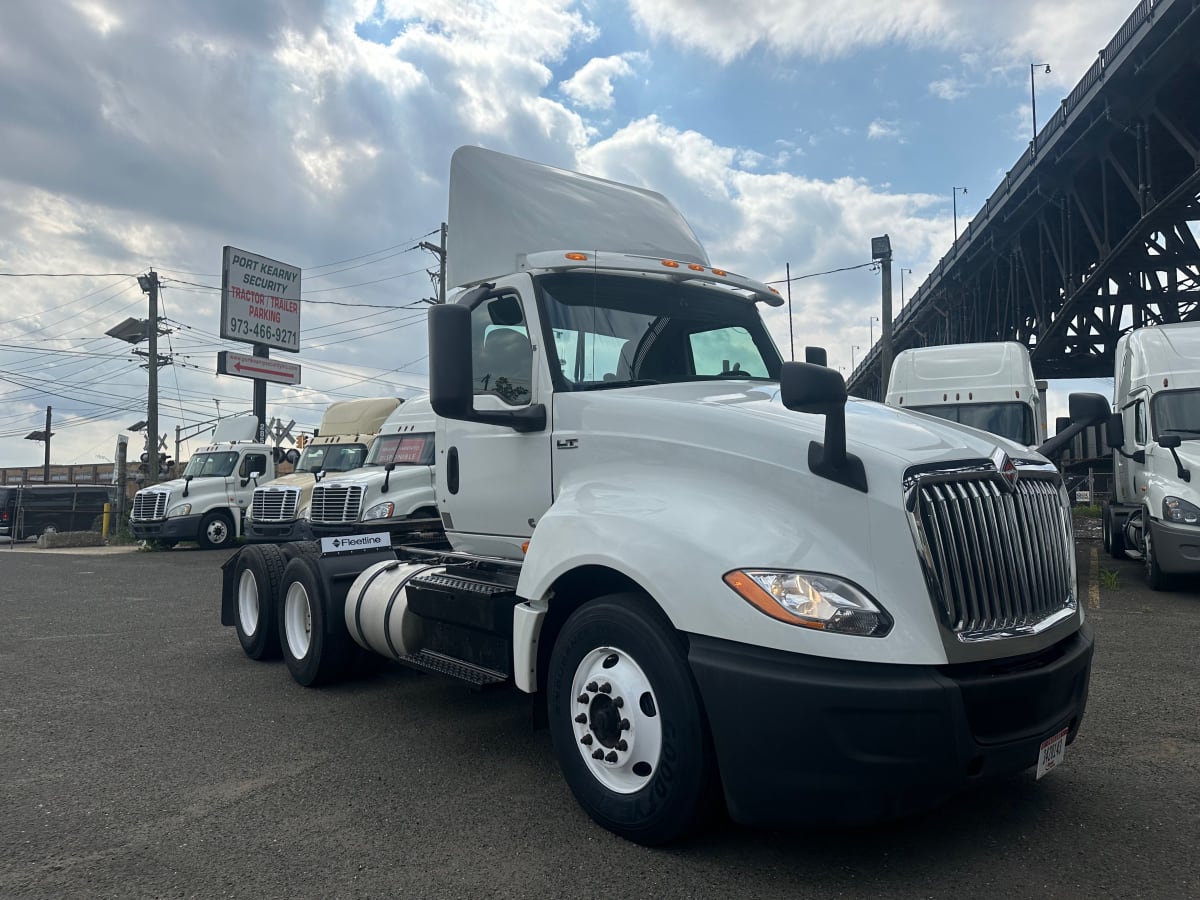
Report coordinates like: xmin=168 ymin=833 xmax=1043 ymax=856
xmin=1036 ymin=727 xmax=1070 ymax=779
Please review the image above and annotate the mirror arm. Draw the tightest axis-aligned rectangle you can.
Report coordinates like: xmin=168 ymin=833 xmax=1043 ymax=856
xmin=1167 ymin=447 xmax=1192 ymax=482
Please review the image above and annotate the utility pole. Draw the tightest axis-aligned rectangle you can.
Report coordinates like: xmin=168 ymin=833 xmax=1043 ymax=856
xmin=420 ymin=222 xmax=448 ymax=303
xmin=785 ymin=262 xmax=794 ymax=361
xmin=871 ymin=235 xmax=894 ymax=393
xmin=138 ymin=271 xmax=162 ymax=485
xmin=43 ymin=406 xmax=50 ymax=483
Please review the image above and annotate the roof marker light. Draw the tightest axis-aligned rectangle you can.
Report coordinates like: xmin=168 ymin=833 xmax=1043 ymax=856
xmin=688 ymin=263 xmax=705 ymax=271
xmin=661 ymin=259 xmax=680 ymax=268
xmin=711 ymin=268 xmax=727 ymax=276
xmin=565 ymin=252 xmax=588 ymax=261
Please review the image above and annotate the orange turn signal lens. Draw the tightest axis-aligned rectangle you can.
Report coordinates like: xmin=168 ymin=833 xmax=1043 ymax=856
xmin=565 ymin=252 xmax=588 ymax=261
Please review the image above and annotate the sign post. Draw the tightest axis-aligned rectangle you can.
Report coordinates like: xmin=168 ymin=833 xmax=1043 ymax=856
xmin=220 ymin=247 xmax=301 ymax=435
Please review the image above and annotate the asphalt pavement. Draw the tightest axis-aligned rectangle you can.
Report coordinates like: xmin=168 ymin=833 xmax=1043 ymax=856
xmin=0 ymin=533 xmax=1196 ymax=899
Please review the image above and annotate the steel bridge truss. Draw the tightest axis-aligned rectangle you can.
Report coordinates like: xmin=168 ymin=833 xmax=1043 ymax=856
xmin=851 ymin=0 xmax=1200 ymax=398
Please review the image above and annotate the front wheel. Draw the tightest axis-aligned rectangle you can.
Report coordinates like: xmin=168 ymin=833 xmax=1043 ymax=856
xmin=197 ymin=511 xmax=235 ymax=550
xmin=547 ymin=594 xmax=718 ymax=845
xmin=1104 ymin=505 xmax=1125 ymax=560
xmin=278 ymin=556 xmax=351 ymax=686
xmin=1144 ymin=516 xmax=1169 ymax=591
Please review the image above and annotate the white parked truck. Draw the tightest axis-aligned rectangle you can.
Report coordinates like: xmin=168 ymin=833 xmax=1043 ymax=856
xmin=301 ymin=396 xmax=439 ymax=538
xmin=129 ymin=416 xmax=274 ymax=550
xmin=245 ymin=397 xmax=401 ymax=542
xmin=885 ymin=341 xmax=1046 ymax=446
xmin=1103 ymin=321 xmax=1200 ymax=588
xmin=219 ymin=146 xmax=1108 ymax=844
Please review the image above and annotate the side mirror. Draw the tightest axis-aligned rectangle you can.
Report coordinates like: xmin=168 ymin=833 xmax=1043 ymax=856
xmin=1037 ymin=392 xmax=1110 ymax=459
xmin=183 ymin=473 xmax=193 ymax=498
xmin=804 ymin=346 xmax=828 ymax=367
xmin=1157 ymin=433 xmax=1192 ymax=482
xmin=382 ymin=462 xmax=396 ymax=493
xmin=249 ymin=471 xmax=262 ymax=481
xmin=779 ymin=362 xmax=866 ymax=492
xmin=1106 ymin=412 xmax=1125 ymax=448
xmin=428 ymin=303 xmax=547 ymax=433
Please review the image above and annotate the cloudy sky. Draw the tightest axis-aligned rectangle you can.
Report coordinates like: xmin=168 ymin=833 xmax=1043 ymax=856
xmin=0 ymin=0 xmax=1133 ymax=469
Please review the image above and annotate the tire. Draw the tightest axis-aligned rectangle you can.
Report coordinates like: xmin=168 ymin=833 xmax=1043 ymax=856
xmin=1106 ymin=506 xmax=1126 ymax=560
xmin=547 ymin=593 xmax=718 ymax=846
xmin=197 ymin=511 xmax=235 ymax=550
xmin=278 ymin=555 xmax=351 ymax=686
xmin=1102 ymin=507 xmax=1111 ymax=554
xmin=232 ymin=545 xmax=285 ymax=660
xmin=1144 ymin=515 xmax=1169 ymax=591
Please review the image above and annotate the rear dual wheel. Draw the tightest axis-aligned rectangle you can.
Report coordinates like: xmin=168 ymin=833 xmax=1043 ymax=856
xmin=278 ymin=555 xmax=353 ymax=686
xmin=232 ymin=545 xmax=286 ymax=660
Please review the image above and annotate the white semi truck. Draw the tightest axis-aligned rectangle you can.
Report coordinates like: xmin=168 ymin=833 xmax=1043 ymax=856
xmin=129 ymin=416 xmax=274 ymax=550
xmin=1102 ymin=321 xmax=1200 ymax=588
xmin=885 ymin=342 xmax=1046 ymax=446
xmin=219 ymin=147 xmax=1108 ymax=844
xmin=301 ymin=396 xmax=439 ymax=537
xmin=244 ymin=397 xmax=401 ymax=542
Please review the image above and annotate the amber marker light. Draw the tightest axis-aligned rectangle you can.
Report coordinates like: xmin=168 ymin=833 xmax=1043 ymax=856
xmin=722 ymin=571 xmax=820 ymax=628
xmin=688 ymin=263 xmax=705 ymax=271
xmin=521 ymin=541 xmax=530 ymax=554
xmin=565 ymin=252 xmax=589 ymax=261
xmin=660 ymin=259 xmax=680 ymax=268
xmin=711 ymin=268 xmax=727 ymax=276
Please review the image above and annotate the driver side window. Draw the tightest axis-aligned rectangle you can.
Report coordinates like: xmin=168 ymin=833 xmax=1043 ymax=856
xmin=472 ymin=295 xmax=532 ymax=406
xmin=1134 ymin=400 xmax=1146 ymax=446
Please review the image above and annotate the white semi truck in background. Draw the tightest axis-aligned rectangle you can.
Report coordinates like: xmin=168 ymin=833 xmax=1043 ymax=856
xmin=244 ymin=397 xmax=401 ymax=542
xmin=885 ymin=341 xmax=1046 ymax=446
xmin=129 ymin=416 xmax=275 ymax=550
xmin=1103 ymin=321 xmax=1200 ymax=588
xmin=302 ymin=397 xmax=439 ymax=537
xmin=218 ymin=146 xmax=1108 ymax=844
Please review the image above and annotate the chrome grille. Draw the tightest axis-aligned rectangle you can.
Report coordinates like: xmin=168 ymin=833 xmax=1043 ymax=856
xmin=252 ymin=487 xmax=299 ymax=522
xmin=309 ymin=484 xmax=365 ymax=525
xmin=131 ymin=490 xmax=169 ymax=520
xmin=908 ymin=468 xmax=1075 ymax=640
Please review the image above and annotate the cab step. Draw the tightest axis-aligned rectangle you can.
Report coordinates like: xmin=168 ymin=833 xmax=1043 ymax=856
xmin=397 ymin=649 xmax=508 ymax=690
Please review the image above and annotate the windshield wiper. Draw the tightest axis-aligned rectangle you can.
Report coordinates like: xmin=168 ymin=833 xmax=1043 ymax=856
xmin=1161 ymin=428 xmax=1200 ymax=437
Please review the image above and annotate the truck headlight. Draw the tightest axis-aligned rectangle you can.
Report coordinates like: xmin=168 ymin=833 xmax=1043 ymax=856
xmin=363 ymin=501 xmax=395 ymax=520
xmin=166 ymin=504 xmax=192 ymax=518
xmin=723 ymin=569 xmax=892 ymax=637
xmin=1163 ymin=496 xmax=1200 ymax=525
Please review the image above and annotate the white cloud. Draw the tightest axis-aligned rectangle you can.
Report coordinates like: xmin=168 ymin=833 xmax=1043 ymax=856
xmin=866 ymin=119 xmax=902 ymax=141
xmin=561 ymin=54 xmax=637 ymax=110
xmin=625 ymin=0 xmax=1133 ymax=85
xmin=928 ymin=77 xmax=967 ymax=100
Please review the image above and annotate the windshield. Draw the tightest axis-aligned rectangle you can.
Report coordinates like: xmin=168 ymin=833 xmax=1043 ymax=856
xmin=182 ymin=451 xmax=239 ymax=478
xmin=1152 ymin=388 xmax=1200 ymax=439
xmin=295 ymin=443 xmax=368 ymax=474
xmin=906 ymin=402 xmax=1035 ymax=445
xmin=537 ymin=273 xmax=782 ymax=390
xmin=366 ymin=432 xmax=436 ymax=466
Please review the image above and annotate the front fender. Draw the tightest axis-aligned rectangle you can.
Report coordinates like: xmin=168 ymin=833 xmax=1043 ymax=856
xmin=517 ymin=466 xmax=948 ymax=665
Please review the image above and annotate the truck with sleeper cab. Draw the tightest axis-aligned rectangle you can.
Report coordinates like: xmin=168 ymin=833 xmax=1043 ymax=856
xmin=218 ymin=146 xmax=1109 ymax=844
xmin=885 ymin=341 xmax=1046 ymax=447
xmin=1103 ymin=321 xmax=1200 ymax=588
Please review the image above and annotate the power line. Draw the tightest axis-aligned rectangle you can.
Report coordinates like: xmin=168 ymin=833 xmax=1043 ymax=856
xmin=766 ymin=260 xmax=877 ymax=285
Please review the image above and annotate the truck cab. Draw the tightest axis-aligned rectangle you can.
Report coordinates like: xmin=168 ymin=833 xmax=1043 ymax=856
xmin=885 ymin=341 xmax=1045 ymax=446
xmin=129 ymin=416 xmax=273 ymax=549
xmin=301 ymin=396 xmax=439 ymax=537
xmin=1104 ymin=322 xmax=1200 ymax=588
xmin=245 ymin=397 xmax=400 ymax=543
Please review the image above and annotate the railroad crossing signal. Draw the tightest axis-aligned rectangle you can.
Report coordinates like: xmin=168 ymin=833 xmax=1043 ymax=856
xmin=269 ymin=417 xmax=296 ymax=447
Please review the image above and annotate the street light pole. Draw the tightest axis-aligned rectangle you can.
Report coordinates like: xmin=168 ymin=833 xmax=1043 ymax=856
xmin=900 ymin=268 xmax=913 ymax=308
xmin=952 ymin=186 xmax=968 ymax=242
xmin=851 ymin=345 xmax=861 ymax=370
xmin=869 ymin=315 xmax=880 ymax=346
xmin=1030 ymin=63 xmax=1051 ymax=150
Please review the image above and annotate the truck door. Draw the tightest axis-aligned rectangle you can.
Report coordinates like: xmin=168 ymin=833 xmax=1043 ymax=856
xmin=1118 ymin=395 xmax=1147 ymax=501
xmin=437 ymin=278 xmax=553 ymax=556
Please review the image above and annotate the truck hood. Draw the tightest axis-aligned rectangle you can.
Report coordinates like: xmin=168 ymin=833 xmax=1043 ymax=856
xmin=563 ymin=381 xmax=1039 ymax=471
xmin=317 ymin=466 xmax=432 ymax=488
xmin=258 ymin=473 xmax=316 ymax=489
xmin=139 ymin=477 xmax=224 ymax=494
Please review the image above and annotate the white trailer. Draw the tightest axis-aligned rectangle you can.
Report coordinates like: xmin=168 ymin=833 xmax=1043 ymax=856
xmin=219 ymin=147 xmax=1109 ymax=844
xmin=885 ymin=341 xmax=1045 ymax=446
xmin=1103 ymin=322 xmax=1200 ymax=588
